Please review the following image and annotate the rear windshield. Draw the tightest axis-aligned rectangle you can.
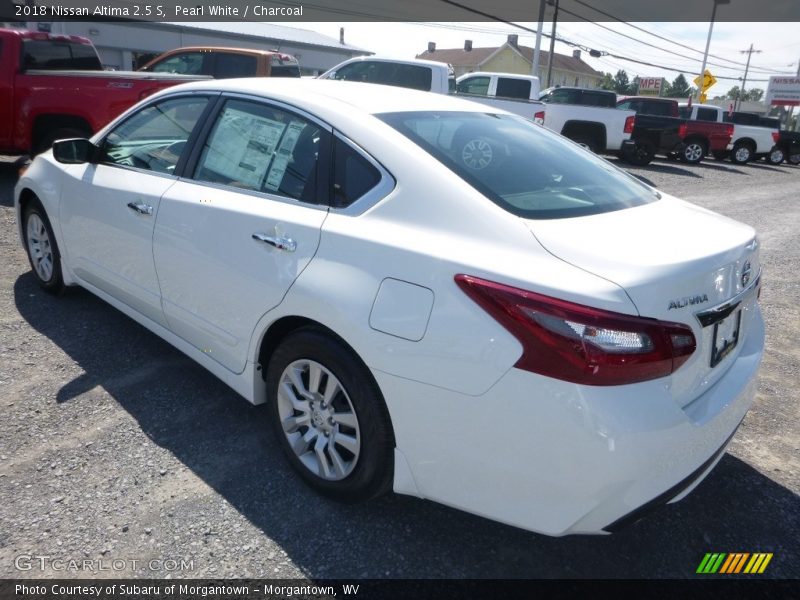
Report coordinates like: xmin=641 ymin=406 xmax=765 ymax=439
xmin=22 ymin=39 xmax=101 ymax=70
xmin=378 ymin=111 xmax=658 ymax=220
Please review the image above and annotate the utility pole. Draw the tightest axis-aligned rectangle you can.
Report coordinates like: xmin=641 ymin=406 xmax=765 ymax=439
xmin=737 ymin=44 xmax=761 ymax=111
xmin=532 ymin=0 xmax=546 ymax=79
xmin=546 ymin=0 xmax=559 ymax=88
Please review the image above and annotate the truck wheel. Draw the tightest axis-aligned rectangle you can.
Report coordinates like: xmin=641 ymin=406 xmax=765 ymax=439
xmin=624 ymin=142 xmax=655 ymax=166
xmin=788 ymin=152 xmax=800 ymax=166
xmin=570 ymin=136 xmax=600 ymax=154
xmin=35 ymin=127 xmax=91 ymax=155
xmin=680 ymin=141 xmax=707 ymax=164
xmin=766 ymin=146 xmax=785 ymax=165
xmin=22 ymin=198 xmax=65 ymax=294
xmin=730 ymin=141 xmax=754 ymax=164
xmin=266 ymin=327 xmax=394 ymax=504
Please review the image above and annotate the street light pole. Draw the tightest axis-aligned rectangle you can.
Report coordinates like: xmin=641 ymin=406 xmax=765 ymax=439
xmin=698 ymin=0 xmax=729 ymax=102
xmin=532 ymin=0 xmax=546 ymax=79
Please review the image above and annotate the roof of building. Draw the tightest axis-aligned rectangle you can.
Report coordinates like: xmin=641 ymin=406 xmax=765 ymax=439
xmin=417 ymin=43 xmax=602 ymax=77
xmin=161 ymin=22 xmax=369 ymax=53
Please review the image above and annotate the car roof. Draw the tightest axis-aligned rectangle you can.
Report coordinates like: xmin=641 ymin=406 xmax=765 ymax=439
xmin=156 ymin=78 xmax=506 ymax=116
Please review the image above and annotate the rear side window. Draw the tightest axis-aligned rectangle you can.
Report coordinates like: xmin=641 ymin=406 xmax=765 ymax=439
xmin=495 ymin=78 xmax=531 ymax=100
xmin=696 ymin=107 xmax=718 ymax=122
xmin=457 ymin=76 xmax=490 ymax=96
xmin=678 ymin=107 xmax=691 ymax=119
xmin=333 ymin=61 xmax=432 ymax=91
xmin=332 ymin=137 xmax=381 ymax=208
xmin=194 ymin=99 xmax=324 ymax=203
xmin=636 ymin=101 xmax=673 ymax=117
xmin=22 ymin=40 xmax=101 ymax=70
xmin=214 ymin=53 xmax=257 ymax=78
xmin=380 ymin=111 xmax=657 ymax=220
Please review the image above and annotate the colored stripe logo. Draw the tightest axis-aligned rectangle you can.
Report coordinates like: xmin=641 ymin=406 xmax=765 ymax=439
xmin=696 ymin=552 xmax=773 ymax=574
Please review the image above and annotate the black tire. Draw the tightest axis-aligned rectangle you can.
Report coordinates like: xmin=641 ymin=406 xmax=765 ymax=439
xmin=680 ymin=140 xmax=707 ymax=164
xmin=35 ymin=127 xmax=91 ymax=155
xmin=788 ymin=152 xmax=800 ymax=166
xmin=766 ymin=146 xmax=785 ymax=165
xmin=266 ymin=327 xmax=394 ymax=503
xmin=623 ymin=142 xmax=655 ymax=166
xmin=730 ymin=141 xmax=754 ymax=164
xmin=22 ymin=198 xmax=65 ymax=294
xmin=570 ymin=135 xmax=600 ymax=154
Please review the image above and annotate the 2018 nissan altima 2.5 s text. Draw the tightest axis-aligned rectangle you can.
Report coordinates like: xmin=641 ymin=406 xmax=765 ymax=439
xmin=15 ymin=79 xmax=764 ymax=536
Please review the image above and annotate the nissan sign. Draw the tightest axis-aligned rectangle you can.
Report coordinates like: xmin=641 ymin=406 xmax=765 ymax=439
xmin=766 ymin=76 xmax=800 ymax=107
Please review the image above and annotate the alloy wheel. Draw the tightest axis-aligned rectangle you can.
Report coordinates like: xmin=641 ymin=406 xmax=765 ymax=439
xmin=26 ymin=213 xmax=54 ymax=282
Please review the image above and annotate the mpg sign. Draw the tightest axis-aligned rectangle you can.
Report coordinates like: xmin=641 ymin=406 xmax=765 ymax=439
xmin=637 ymin=77 xmax=664 ymax=97
xmin=766 ymin=76 xmax=800 ymax=107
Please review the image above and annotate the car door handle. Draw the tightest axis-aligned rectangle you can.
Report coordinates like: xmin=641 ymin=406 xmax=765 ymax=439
xmin=252 ymin=232 xmax=296 ymax=252
xmin=127 ymin=200 xmax=153 ymax=216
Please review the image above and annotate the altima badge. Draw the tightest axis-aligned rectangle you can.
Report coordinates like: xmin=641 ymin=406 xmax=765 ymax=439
xmin=668 ymin=294 xmax=709 ymax=310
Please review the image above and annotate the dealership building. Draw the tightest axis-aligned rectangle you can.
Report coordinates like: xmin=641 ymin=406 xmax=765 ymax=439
xmin=7 ymin=21 xmax=370 ymax=74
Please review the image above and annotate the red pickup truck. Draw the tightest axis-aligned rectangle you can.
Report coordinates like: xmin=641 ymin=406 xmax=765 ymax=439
xmin=0 ymin=28 xmax=206 ymax=154
xmin=617 ymin=97 xmax=734 ymax=165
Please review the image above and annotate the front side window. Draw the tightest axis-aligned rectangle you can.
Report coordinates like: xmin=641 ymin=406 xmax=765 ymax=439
xmin=194 ymin=100 xmax=324 ymax=203
xmin=379 ymin=111 xmax=658 ymax=220
xmin=457 ymin=76 xmax=490 ymax=96
xmin=548 ymin=88 xmax=579 ymax=104
xmin=149 ymin=52 xmax=206 ymax=75
xmin=102 ymin=96 xmax=209 ymax=174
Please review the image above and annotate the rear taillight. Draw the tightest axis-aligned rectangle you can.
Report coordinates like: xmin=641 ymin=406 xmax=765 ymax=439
xmin=624 ymin=115 xmax=635 ymax=134
xmin=455 ymin=275 xmax=696 ymax=386
xmin=726 ymin=124 xmax=734 ymax=138
xmin=772 ymin=132 xmax=780 ymax=143
xmin=534 ymin=110 xmax=545 ymax=126
xmin=678 ymin=123 xmax=688 ymax=138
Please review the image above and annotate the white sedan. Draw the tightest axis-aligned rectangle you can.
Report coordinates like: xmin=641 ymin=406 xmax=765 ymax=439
xmin=15 ymin=79 xmax=763 ymax=535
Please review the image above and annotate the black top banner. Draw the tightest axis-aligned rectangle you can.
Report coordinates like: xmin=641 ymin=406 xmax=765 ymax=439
xmin=2 ymin=0 xmax=800 ymax=23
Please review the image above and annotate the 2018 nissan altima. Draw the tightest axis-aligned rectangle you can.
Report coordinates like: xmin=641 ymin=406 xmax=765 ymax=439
xmin=14 ymin=79 xmax=763 ymax=535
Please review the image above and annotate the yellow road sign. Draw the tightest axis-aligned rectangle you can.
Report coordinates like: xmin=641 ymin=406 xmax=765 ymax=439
xmin=699 ymin=92 xmax=708 ymax=103
xmin=693 ymin=70 xmax=718 ymax=92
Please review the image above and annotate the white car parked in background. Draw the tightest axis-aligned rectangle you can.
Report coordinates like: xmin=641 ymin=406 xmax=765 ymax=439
xmin=16 ymin=79 xmax=763 ymax=535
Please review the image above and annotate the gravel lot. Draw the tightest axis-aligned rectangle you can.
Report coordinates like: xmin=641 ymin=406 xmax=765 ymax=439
xmin=0 ymin=155 xmax=798 ymax=579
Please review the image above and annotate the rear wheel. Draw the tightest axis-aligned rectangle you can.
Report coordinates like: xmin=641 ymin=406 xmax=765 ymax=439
xmin=266 ymin=328 xmax=394 ymax=503
xmin=570 ymin=135 xmax=600 ymax=154
xmin=624 ymin=142 xmax=655 ymax=166
xmin=730 ymin=141 xmax=754 ymax=164
xmin=788 ymin=152 xmax=800 ymax=166
xmin=22 ymin=198 xmax=64 ymax=294
xmin=766 ymin=146 xmax=785 ymax=165
xmin=680 ymin=140 xmax=707 ymax=164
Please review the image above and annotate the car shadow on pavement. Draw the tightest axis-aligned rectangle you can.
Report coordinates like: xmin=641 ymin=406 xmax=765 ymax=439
xmin=13 ymin=273 xmax=800 ymax=579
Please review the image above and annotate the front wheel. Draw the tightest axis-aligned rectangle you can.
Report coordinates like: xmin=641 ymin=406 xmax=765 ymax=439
xmin=22 ymin=199 xmax=65 ymax=294
xmin=789 ymin=152 xmax=800 ymax=166
xmin=766 ymin=146 xmax=785 ymax=165
xmin=266 ymin=327 xmax=394 ymax=503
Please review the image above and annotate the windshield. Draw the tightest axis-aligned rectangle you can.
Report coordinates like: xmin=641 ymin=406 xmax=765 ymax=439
xmin=378 ymin=111 xmax=658 ymax=219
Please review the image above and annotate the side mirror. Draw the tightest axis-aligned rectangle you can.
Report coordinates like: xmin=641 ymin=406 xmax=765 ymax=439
xmin=52 ymin=139 xmax=99 ymax=164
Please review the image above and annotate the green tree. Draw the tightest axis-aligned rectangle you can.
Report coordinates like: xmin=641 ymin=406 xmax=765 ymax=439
xmin=726 ymin=86 xmax=741 ymax=100
xmin=666 ymin=74 xmax=691 ymax=98
xmin=613 ymin=70 xmax=631 ymax=94
xmin=599 ymin=72 xmax=615 ymax=91
xmin=747 ymin=88 xmax=764 ymax=102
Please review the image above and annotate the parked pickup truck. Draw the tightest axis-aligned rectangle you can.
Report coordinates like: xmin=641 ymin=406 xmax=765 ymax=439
xmin=139 ymin=46 xmax=301 ymax=79
xmin=617 ymin=97 xmax=734 ymax=165
xmin=757 ymin=117 xmax=800 ymax=165
xmin=678 ymin=103 xmax=779 ymax=164
xmin=538 ymin=87 xmax=636 ymax=158
xmin=0 ymin=28 xmax=207 ymax=154
xmin=318 ymin=57 xmax=546 ymax=123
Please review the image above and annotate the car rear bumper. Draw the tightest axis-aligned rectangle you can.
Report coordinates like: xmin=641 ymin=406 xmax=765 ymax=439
xmin=380 ymin=306 xmax=764 ymax=536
